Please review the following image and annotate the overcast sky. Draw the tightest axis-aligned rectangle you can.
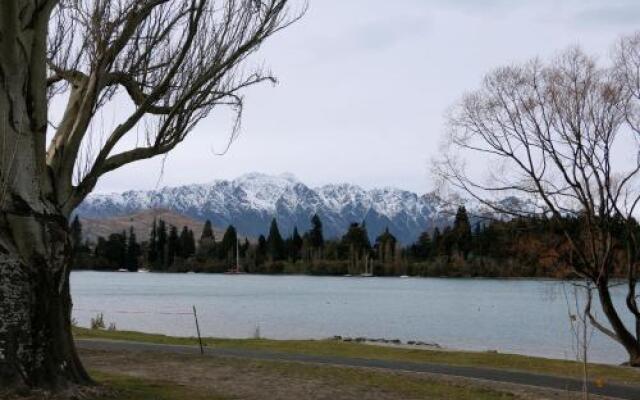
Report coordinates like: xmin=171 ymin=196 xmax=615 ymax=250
xmin=90 ymin=0 xmax=640 ymax=194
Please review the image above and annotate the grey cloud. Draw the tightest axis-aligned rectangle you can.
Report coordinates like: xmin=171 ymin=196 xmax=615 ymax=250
xmin=575 ymin=2 xmax=640 ymax=27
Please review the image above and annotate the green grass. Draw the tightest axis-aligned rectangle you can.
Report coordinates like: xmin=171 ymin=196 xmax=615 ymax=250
xmin=89 ymin=371 xmax=229 ymax=400
xmin=74 ymin=327 xmax=640 ymax=386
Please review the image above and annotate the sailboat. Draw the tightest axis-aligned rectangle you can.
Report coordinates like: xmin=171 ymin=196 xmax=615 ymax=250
xmin=360 ymin=255 xmax=374 ymax=277
xmin=225 ymin=238 xmax=245 ymax=274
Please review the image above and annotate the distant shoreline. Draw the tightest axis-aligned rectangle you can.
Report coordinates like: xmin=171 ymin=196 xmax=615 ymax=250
xmin=70 ymin=269 xmax=585 ymax=282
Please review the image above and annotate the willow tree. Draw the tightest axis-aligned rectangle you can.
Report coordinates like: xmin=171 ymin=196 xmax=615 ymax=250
xmin=0 ymin=0 xmax=300 ymax=390
xmin=437 ymin=37 xmax=640 ymax=366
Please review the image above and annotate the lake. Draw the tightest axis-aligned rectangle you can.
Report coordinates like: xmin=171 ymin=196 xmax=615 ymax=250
xmin=70 ymin=271 xmax=633 ymax=365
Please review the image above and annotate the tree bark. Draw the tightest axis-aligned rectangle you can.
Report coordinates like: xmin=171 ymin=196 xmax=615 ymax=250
xmin=0 ymin=0 xmax=91 ymax=390
xmin=0 ymin=215 xmax=91 ymax=389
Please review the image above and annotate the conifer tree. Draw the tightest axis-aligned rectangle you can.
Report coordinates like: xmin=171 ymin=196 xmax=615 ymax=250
xmin=168 ymin=225 xmax=180 ymax=267
xmin=187 ymin=229 xmax=196 ymax=258
xmin=201 ymin=220 xmax=214 ymax=241
xmin=267 ymin=218 xmax=286 ymax=261
xmin=105 ymin=231 xmax=127 ymax=268
xmin=341 ymin=222 xmax=372 ymax=271
xmin=257 ymin=234 xmax=268 ymax=266
xmin=309 ymin=214 xmax=324 ymax=248
xmin=156 ymin=219 xmax=168 ymax=270
xmin=432 ymin=227 xmax=442 ymax=257
xmin=241 ymin=238 xmax=250 ymax=257
xmin=125 ymin=227 xmax=141 ymax=271
xmin=70 ymin=215 xmax=83 ymax=250
xmin=148 ymin=218 xmax=158 ymax=266
xmin=453 ymin=206 xmax=472 ymax=258
xmin=289 ymin=226 xmax=303 ymax=262
xmin=220 ymin=225 xmax=238 ymax=264
xmin=95 ymin=237 xmax=108 ymax=260
xmin=413 ymin=231 xmax=433 ymax=260
xmin=198 ymin=220 xmax=216 ymax=260
xmin=179 ymin=226 xmax=196 ymax=258
xmin=375 ymin=228 xmax=397 ymax=264
xmin=441 ymin=226 xmax=454 ymax=259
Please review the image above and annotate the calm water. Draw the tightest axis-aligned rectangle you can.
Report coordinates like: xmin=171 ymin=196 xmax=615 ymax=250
xmin=70 ymin=271 xmax=633 ymax=364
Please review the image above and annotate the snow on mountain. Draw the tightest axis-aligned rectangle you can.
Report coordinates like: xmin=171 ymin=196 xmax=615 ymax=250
xmin=77 ymin=173 xmax=458 ymax=244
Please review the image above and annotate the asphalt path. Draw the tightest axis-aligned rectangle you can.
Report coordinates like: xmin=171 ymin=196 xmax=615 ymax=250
xmin=76 ymin=339 xmax=640 ymax=400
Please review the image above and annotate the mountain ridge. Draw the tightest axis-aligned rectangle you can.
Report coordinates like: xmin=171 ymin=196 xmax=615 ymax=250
xmin=77 ymin=173 xmax=461 ymax=244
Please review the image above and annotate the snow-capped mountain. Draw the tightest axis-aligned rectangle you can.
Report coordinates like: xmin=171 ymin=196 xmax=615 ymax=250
xmin=76 ymin=173 xmax=462 ymax=244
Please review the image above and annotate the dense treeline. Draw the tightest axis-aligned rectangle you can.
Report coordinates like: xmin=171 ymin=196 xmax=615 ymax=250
xmin=70 ymin=216 xmax=195 ymax=271
xmin=71 ymin=207 xmax=625 ymax=278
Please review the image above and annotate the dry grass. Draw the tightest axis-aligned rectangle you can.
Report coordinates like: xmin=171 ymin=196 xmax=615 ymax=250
xmin=81 ymin=348 xmax=528 ymax=400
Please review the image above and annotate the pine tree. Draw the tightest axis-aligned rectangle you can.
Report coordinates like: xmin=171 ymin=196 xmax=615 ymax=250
xmin=267 ymin=218 xmax=285 ymax=261
xmin=413 ymin=231 xmax=432 ymax=260
xmin=197 ymin=220 xmax=216 ymax=260
xmin=148 ymin=218 xmax=158 ymax=266
xmin=125 ymin=227 xmax=141 ymax=271
xmin=256 ymin=234 xmax=268 ymax=266
xmin=70 ymin=215 xmax=83 ymax=250
xmin=156 ymin=219 xmax=168 ymax=270
xmin=453 ymin=206 xmax=472 ymax=258
xmin=309 ymin=214 xmax=324 ymax=248
xmin=186 ymin=228 xmax=196 ymax=258
xmin=288 ymin=226 xmax=303 ymax=262
xmin=341 ymin=222 xmax=371 ymax=272
xmin=441 ymin=226 xmax=454 ymax=259
xmin=95 ymin=237 xmax=107 ymax=259
xmin=69 ymin=215 xmax=87 ymax=269
xmin=375 ymin=228 xmax=397 ymax=264
xmin=179 ymin=226 xmax=195 ymax=258
xmin=105 ymin=231 xmax=127 ymax=269
xmin=167 ymin=225 xmax=180 ymax=267
xmin=201 ymin=220 xmax=214 ymax=241
xmin=241 ymin=238 xmax=250 ymax=257
xmin=219 ymin=225 xmax=238 ymax=264
xmin=432 ymin=227 xmax=442 ymax=257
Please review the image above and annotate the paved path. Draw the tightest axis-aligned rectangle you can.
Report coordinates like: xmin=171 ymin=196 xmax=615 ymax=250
xmin=76 ymin=339 xmax=640 ymax=400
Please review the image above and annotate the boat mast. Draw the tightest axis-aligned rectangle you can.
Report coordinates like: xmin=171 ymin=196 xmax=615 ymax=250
xmin=236 ymin=237 xmax=240 ymax=273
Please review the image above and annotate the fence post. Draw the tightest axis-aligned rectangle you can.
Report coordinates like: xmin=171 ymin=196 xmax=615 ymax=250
xmin=193 ymin=305 xmax=204 ymax=355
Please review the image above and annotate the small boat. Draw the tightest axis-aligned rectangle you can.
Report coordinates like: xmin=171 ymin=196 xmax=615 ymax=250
xmin=399 ymin=275 xmax=410 ymax=279
xmin=343 ymin=274 xmax=353 ymax=277
xmin=137 ymin=268 xmax=150 ymax=273
xmin=117 ymin=268 xmax=128 ymax=272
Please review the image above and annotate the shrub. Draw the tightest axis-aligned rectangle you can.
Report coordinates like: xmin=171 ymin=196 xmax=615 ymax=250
xmin=90 ymin=313 xmax=105 ymax=330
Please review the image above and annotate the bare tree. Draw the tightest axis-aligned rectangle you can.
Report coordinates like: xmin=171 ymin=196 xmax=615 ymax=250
xmin=563 ymin=282 xmax=595 ymax=399
xmin=436 ymin=38 xmax=640 ymax=366
xmin=0 ymin=0 xmax=302 ymax=390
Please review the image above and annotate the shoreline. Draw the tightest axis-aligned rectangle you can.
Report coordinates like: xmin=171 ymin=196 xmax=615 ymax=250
xmin=71 ymin=324 xmax=625 ymax=367
xmin=71 ymin=269 xmax=593 ymax=282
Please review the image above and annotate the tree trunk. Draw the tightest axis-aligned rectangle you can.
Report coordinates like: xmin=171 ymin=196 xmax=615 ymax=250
xmin=0 ymin=1 xmax=91 ymax=390
xmin=596 ymin=280 xmax=640 ymax=367
xmin=0 ymin=214 xmax=91 ymax=389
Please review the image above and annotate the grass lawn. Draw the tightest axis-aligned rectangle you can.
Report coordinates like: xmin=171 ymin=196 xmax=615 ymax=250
xmin=74 ymin=327 xmax=640 ymax=386
xmin=86 ymin=358 xmax=517 ymax=400
xmin=88 ymin=371 xmax=229 ymax=400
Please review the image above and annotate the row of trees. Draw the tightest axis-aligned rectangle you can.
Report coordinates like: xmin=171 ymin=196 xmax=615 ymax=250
xmin=72 ymin=207 xmax=597 ymax=279
xmin=70 ymin=217 xmax=196 ymax=271
xmin=148 ymin=220 xmax=196 ymax=270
